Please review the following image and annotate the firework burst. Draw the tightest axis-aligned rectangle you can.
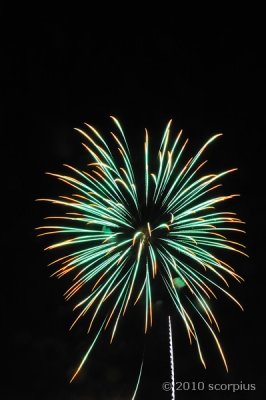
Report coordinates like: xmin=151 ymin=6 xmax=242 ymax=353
xmin=37 ymin=117 xmax=246 ymax=385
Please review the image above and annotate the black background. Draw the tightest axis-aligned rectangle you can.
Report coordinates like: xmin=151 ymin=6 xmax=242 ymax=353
xmin=2 ymin=8 xmax=265 ymax=400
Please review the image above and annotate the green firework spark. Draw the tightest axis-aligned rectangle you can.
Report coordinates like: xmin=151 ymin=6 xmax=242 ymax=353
xmin=37 ymin=117 xmax=247 ymax=382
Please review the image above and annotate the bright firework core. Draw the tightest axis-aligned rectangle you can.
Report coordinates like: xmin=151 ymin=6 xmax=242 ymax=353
xmin=138 ymin=223 xmax=152 ymax=243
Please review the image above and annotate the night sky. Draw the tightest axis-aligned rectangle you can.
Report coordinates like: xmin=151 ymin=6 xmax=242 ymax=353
xmin=2 ymin=9 xmax=265 ymax=400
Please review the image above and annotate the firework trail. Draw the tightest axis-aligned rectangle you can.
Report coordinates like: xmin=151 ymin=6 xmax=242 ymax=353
xmin=37 ymin=117 xmax=246 ymax=390
xmin=168 ymin=316 xmax=175 ymax=400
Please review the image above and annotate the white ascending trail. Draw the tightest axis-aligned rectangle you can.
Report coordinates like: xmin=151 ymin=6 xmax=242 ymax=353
xmin=168 ymin=316 xmax=175 ymax=400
